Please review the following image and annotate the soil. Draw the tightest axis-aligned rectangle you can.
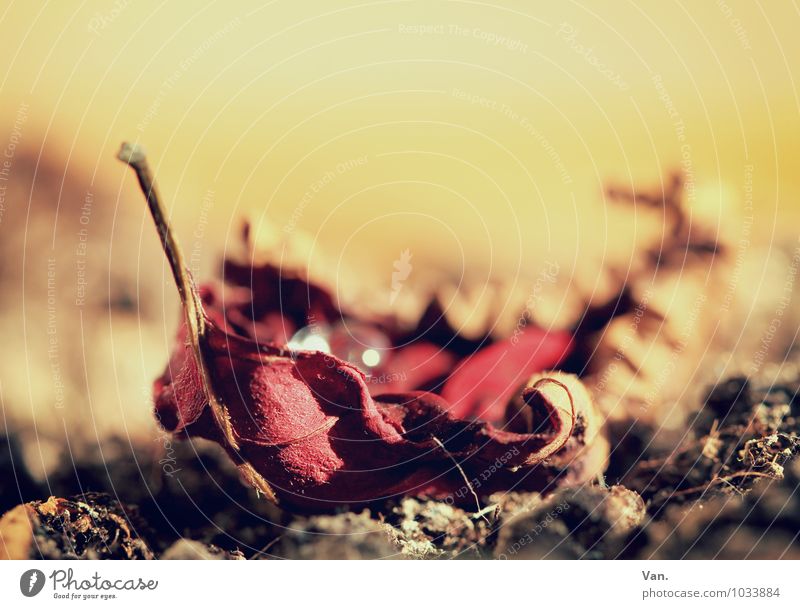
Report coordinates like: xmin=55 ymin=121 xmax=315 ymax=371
xmin=2 ymin=367 xmax=799 ymax=559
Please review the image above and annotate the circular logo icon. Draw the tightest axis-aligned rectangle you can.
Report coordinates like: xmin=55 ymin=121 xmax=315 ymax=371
xmin=20 ymin=569 xmax=46 ymax=597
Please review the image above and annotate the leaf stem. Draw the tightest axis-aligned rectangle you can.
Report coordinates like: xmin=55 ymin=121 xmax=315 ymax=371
xmin=116 ymin=143 xmax=205 ymax=336
xmin=116 ymin=142 xmax=238 ymax=450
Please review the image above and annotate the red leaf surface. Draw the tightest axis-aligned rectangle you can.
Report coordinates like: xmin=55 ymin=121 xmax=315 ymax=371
xmin=153 ymin=272 xmax=603 ymax=510
xmin=119 ymin=142 xmax=607 ymax=512
xmin=155 ymin=311 xmax=592 ymax=510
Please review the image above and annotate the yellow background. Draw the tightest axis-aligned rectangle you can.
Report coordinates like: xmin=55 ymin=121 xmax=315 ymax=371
xmin=1 ymin=0 xmax=798 ymax=280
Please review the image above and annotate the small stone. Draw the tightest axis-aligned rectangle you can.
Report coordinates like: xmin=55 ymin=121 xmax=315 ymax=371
xmin=161 ymin=539 xmax=244 ymax=560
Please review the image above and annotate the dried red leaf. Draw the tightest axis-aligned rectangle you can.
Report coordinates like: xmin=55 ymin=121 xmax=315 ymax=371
xmin=155 ymin=315 xmax=589 ymax=510
xmin=366 ymin=342 xmax=456 ymax=394
xmin=442 ymin=327 xmax=572 ymax=423
xmin=119 ymin=142 xmax=606 ymax=512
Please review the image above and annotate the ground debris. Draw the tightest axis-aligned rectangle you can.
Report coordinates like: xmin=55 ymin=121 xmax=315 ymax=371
xmin=0 ymin=492 xmax=154 ymax=559
xmin=493 ymin=485 xmax=645 ymax=559
xmin=625 ymin=376 xmax=800 ymax=507
xmin=386 ymin=497 xmax=494 ymax=559
xmin=273 ymin=510 xmax=399 ymax=559
xmin=638 ymin=459 xmax=800 ymax=559
xmin=161 ymin=539 xmax=245 ymax=560
xmin=3 ymin=370 xmax=800 ymax=559
xmin=45 ymin=437 xmax=282 ymax=556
